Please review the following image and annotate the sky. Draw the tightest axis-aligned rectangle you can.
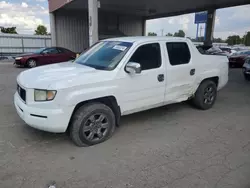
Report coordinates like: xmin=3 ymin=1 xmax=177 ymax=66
xmin=147 ymin=5 xmax=250 ymax=39
xmin=0 ymin=0 xmax=49 ymax=34
xmin=0 ymin=1 xmax=249 ymax=39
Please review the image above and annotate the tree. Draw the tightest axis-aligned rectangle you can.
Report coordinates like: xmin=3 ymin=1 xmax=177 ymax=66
xmin=213 ymin=38 xmax=224 ymax=43
xmin=226 ymin=35 xmax=242 ymax=45
xmin=242 ymin=32 xmax=250 ymax=46
xmin=0 ymin=27 xmax=18 ymax=34
xmin=148 ymin=32 xmax=157 ymax=36
xmin=166 ymin=33 xmax=173 ymax=36
xmin=173 ymin=30 xmax=185 ymax=37
xmin=35 ymin=25 xmax=48 ymax=35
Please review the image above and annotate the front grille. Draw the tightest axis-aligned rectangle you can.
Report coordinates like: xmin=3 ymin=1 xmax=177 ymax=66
xmin=17 ymin=84 xmax=26 ymax=102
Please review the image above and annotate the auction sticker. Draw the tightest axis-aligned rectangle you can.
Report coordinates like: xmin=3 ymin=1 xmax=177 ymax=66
xmin=113 ymin=45 xmax=127 ymax=51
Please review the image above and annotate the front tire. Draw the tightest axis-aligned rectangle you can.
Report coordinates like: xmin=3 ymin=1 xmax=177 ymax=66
xmin=192 ymin=80 xmax=217 ymax=110
xmin=27 ymin=59 xmax=37 ymax=68
xmin=69 ymin=103 xmax=116 ymax=147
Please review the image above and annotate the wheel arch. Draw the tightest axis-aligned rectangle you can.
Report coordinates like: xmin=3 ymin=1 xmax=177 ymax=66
xmin=67 ymin=96 xmax=121 ymax=132
xmin=26 ymin=57 xmax=38 ymax=66
xmin=191 ymin=76 xmax=219 ymax=99
xmin=200 ymin=76 xmax=219 ymax=87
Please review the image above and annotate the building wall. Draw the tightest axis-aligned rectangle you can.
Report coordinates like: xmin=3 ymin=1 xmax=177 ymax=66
xmin=0 ymin=34 xmax=51 ymax=56
xmin=54 ymin=10 xmax=144 ymax=53
xmin=119 ymin=15 xmax=143 ymax=36
xmin=55 ymin=10 xmax=89 ymax=53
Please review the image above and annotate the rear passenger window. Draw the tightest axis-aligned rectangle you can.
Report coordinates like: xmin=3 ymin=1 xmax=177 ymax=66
xmin=166 ymin=42 xmax=191 ymax=66
xmin=129 ymin=43 xmax=161 ymax=71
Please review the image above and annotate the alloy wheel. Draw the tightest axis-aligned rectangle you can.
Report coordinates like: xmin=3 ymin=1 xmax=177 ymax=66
xmin=82 ymin=113 xmax=109 ymax=142
xmin=203 ymin=86 xmax=215 ymax=105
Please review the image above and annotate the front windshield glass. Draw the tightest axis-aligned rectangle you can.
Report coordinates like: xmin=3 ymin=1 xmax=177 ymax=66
xmin=75 ymin=41 xmax=133 ymax=70
xmin=242 ymin=51 xmax=250 ymax=55
xmin=34 ymin=48 xmax=46 ymax=54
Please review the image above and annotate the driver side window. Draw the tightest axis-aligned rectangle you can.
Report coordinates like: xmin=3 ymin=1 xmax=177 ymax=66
xmin=129 ymin=43 xmax=161 ymax=71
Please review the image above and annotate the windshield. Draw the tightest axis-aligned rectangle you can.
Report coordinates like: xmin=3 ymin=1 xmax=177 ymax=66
xmin=34 ymin=48 xmax=46 ymax=54
xmin=75 ymin=41 xmax=133 ymax=70
xmin=242 ymin=51 xmax=250 ymax=55
xmin=233 ymin=51 xmax=250 ymax=55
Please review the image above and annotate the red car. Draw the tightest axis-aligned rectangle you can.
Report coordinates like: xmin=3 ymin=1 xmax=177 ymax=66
xmin=229 ymin=50 xmax=250 ymax=68
xmin=14 ymin=47 xmax=76 ymax=68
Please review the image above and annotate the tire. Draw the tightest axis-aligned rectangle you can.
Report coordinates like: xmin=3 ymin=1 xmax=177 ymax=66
xmin=27 ymin=59 xmax=37 ymax=68
xmin=69 ymin=103 xmax=116 ymax=147
xmin=191 ymin=80 xmax=217 ymax=110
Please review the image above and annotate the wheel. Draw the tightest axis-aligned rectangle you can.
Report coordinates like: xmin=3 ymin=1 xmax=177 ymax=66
xmin=27 ymin=59 xmax=37 ymax=68
xmin=191 ymin=80 xmax=217 ymax=110
xmin=69 ymin=103 xmax=116 ymax=147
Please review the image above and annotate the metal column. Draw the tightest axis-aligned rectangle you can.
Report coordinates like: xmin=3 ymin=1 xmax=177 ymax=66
xmin=88 ymin=0 xmax=99 ymax=46
xmin=204 ymin=9 xmax=216 ymax=46
xmin=50 ymin=13 xmax=57 ymax=46
xmin=142 ymin=19 xmax=146 ymax=36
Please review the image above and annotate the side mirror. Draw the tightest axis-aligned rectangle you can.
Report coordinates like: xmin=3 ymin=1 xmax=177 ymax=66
xmin=125 ymin=62 xmax=141 ymax=74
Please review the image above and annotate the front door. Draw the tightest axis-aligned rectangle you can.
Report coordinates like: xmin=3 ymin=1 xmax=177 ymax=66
xmin=41 ymin=48 xmax=60 ymax=65
xmin=164 ymin=42 xmax=196 ymax=103
xmin=119 ymin=42 xmax=166 ymax=114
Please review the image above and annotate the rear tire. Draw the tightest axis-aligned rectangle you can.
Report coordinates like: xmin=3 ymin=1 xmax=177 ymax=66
xmin=191 ymin=80 xmax=217 ymax=110
xmin=69 ymin=103 xmax=116 ymax=147
xmin=27 ymin=59 xmax=37 ymax=68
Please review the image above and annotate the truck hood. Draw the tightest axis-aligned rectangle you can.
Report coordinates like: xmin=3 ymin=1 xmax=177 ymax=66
xmin=17 ymin=62 xmax=114 ymax=89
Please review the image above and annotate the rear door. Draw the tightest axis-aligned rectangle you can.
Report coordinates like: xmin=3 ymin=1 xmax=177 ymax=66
xmin=164 ymin=41 xmax=196 ymax=103
xmin=57 ymin=48 xmax=75 ymax=62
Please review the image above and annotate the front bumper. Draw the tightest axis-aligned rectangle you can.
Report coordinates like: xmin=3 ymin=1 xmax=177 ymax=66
xmin=14 ymin=60 xmax=24 ymax=65
xmin=14 ymin=92 xmax=73 ymax=133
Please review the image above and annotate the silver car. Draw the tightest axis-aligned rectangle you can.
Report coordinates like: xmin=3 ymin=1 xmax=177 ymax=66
xmin=243 ymin=56 xmax=250 ymax=81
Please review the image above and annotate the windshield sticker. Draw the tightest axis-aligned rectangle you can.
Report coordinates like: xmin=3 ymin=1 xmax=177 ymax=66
xmin=113 ymin=45 xmax=127 ymax=51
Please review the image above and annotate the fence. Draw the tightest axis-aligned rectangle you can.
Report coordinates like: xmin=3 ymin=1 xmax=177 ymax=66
xmin=0 ymin=34 xmax=51 ymax=57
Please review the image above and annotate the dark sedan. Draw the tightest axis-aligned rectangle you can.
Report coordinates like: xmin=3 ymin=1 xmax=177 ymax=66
xmin=229 ymin=50 xmax=250 ymax=68
xmin=14 ymin=47 xmax=76 ymax=68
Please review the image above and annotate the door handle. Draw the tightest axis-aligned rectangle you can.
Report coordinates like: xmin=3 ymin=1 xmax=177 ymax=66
xmin=190 ymin=69 xmax=195 ymax=76
xmin=158 ymin=74 xmax=164 ymax=82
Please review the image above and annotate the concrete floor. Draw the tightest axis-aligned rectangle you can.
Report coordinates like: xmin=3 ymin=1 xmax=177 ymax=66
xmin=0 ymin=63 xmax=250 ymax=188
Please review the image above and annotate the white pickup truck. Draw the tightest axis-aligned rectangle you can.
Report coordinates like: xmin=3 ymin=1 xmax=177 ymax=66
xmin=14 ymin=37 xmax=228 ymax=146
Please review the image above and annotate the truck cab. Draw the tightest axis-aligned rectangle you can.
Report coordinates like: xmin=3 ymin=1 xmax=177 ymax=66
xmin=14 ymin=37 xmax=228 ymax=147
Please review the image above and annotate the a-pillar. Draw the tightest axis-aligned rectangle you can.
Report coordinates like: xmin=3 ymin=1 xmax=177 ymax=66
xmin=204 ymin=9 xmax=216 ymax=46
xmin=88 ymin=0 xmax=99 ymax=46
xmin=50 ymin=13 xmax=57 ymax=46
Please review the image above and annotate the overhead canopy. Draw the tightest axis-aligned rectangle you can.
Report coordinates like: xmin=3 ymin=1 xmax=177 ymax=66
xmin=49 ymin=0 xmax=250 ymax=19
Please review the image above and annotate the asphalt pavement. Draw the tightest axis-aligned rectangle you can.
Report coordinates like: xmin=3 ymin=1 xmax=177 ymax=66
xmin=0 ymin=63 xmax=250 ymax=188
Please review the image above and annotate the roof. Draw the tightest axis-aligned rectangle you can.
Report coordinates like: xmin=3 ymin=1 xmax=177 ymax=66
xmin=103 ymin=36 xmax=189 ymax=43
xmin=49 ymin=0 xmax=249 ymax=19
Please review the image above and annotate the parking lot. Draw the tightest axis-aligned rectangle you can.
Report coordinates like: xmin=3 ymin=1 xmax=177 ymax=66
xmin=0 ymin=63 xmax=250 ymax=188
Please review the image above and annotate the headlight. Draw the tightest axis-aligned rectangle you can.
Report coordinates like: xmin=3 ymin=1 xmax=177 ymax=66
xmin=34 ymin=89 xmax=57 ymax=101
xmin=15 ymin=57 xmax=23 ymax=60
